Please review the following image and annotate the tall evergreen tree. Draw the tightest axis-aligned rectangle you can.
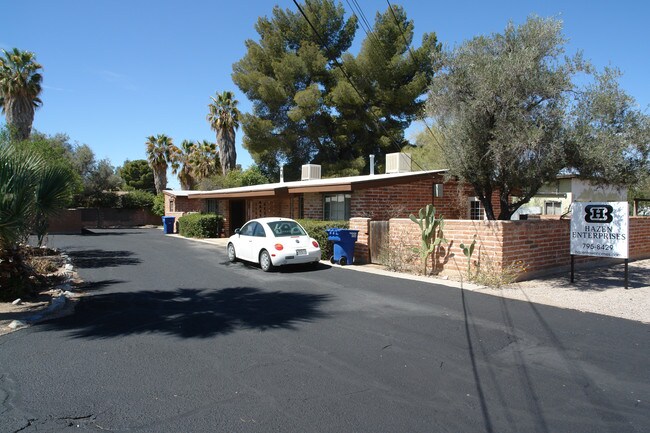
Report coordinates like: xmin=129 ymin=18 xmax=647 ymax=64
xmin=232 ymin=1 xmax=438 ymax=179
xmin=118 ymin=159 xmax=156 ymax=192
xmin=232 ymin=0 xmax=357 ymax=179
xmin=327 ymin=5 xmax=439 ymax=173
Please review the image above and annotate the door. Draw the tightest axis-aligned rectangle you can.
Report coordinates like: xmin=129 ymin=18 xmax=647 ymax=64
xmin=229 ymin=200 xmax=246 ymax=236
xmin=237 ymin=221 xmax=257 ymax=261
xmin=369 ymin=221 xmax=390 ymax=265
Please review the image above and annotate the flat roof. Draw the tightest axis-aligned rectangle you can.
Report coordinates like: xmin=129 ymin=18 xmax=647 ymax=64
xmin=163 ymin=170 xmax=447 ymax=199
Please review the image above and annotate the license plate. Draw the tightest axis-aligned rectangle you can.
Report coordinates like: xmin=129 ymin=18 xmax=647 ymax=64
xmin=296 ymin=249 xmax=306 ymax=256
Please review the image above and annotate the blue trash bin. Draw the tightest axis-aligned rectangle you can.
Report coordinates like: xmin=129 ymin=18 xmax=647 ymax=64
xmin=326 ymin=228 xmax=359 ymax=265
xmin=162 ymin=216 xmax=175 ymax=234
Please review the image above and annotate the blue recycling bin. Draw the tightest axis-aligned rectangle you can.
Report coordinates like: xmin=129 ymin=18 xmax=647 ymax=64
xmin=162 ymin=216 xmax=175 ymax=234
xmin=326 ymin=228 xmax=359 ymax=265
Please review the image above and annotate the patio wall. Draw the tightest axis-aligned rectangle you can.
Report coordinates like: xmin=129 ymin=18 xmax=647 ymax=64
xmin=350 ymin=216 xmax=650 ymax=280
xmin=48 ymin=208 xmax=161 ymax=234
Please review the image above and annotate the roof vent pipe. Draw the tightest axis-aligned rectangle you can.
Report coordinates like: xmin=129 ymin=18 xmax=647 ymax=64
xmin=279 ymin=165 xmax=284 ymax=183
xmin=370 ymin=154 xmax=375 ymax=175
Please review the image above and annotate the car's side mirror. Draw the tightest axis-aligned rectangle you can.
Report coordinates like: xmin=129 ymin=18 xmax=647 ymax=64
xmin=234 ymin=228 xmax=240 ymax=235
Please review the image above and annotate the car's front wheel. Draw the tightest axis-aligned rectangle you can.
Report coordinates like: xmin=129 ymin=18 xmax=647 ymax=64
xmin=227 ymin=243 xmax=237 ymax=262
xmin=259 ymin=249 xmax=273 ymax=272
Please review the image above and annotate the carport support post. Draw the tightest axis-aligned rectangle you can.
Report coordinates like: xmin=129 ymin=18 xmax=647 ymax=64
xmin=570 ymin=254 xmax=574 ymax=284
xmin=625 ymin=259 xmax=629 ymax=290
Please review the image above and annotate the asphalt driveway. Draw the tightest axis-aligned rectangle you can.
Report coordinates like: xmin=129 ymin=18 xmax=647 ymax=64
xmin=0 ymin=228 xmax=648 ymax=432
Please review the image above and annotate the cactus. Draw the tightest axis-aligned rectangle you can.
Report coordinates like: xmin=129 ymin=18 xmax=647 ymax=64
xmin=459 ymin=235 xmax=477 ymax=279
xmin=409 ymin=204 xmax=447 ymax=275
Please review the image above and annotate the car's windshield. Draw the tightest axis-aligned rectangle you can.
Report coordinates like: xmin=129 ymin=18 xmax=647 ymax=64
xmin=268 ymin=221 xmax=306 ymax=237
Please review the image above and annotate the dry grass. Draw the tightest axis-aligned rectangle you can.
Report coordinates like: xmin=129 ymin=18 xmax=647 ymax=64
xmin=473 ymin=255 xmax=529 ymax=288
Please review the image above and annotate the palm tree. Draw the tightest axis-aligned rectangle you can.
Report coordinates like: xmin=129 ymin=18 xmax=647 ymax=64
xmin=0 ymin=144 xmax=73 ymax=249
xmin=207 ymin=91 xmax=240 ymax=175
xmin=145 ymin=134 xmax=177 ymax=194
xmin=172 ymin=140 xmax=197 ymax=190
xmin=191 ymin=140 xmax=219 ymax=180
xmin=0 ymin=48 xmax=43 ymax=141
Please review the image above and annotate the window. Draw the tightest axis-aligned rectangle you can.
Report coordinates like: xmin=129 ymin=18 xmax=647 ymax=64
xmin=240 ymin=222 xmax=256 ymax=236
xmin=205 ymin=199 xmax=218 ymax=214
xmin=253 ymin=223 xmax=266 ymax=237
xmin=469 ymin=198 xmax=484 ymax=220
xmin=267 ymin=221 xmax=305 ymax=237
xmin=169 ymin=199 xmax=175 ymax=212
xmin=545 ymin=201 xmax=562 ymax=215
xmin=324 ymin=194 xmax=351 ymax=220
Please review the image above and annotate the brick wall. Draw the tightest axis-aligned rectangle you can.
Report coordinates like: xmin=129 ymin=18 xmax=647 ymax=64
xmin=630 ymin=217 xmax=650 ymax=258
xmin=303 ymin=193 xmax=323 ymax=220
xmin=387 ymin=217 xmax=650 ymax=280
xmin=48 ymin=209 xmax=83 ymax=234
xmin=353 ymin=178 xmax=502 ymax=220
xmin=47 ymin=208 xmax=161 ymax=233
xmin=165 ymin=195 xmax=204 ymax=214
xmin=349 ymin=218 xmax=370 ymax=264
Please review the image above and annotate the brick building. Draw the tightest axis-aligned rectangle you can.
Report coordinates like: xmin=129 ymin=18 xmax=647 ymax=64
xmin=163 ymin=153 xmax=499 ymax=236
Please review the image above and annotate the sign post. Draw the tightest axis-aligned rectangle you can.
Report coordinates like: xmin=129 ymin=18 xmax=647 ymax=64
xmin=570 ymin=202 xmax=630 ymax=288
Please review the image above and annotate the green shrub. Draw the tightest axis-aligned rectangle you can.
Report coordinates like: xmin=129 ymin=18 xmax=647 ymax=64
xmin=178 ymin=213 xmax=223 ymax=238
xmin=79 ymin=191 xmax=119 ymax=208
xmin=152 ymin=193 xmax=165 ymax=216
xmin=120 ymin=190 xmax=155 ymax=210
xmin=296 ymin=219 xmax=348 ymax=259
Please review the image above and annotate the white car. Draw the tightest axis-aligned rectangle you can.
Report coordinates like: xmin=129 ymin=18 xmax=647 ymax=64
xmin=227 ymin=217 xmax=321 ymax=271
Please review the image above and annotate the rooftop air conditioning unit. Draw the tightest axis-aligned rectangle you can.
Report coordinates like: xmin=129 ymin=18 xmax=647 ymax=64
xmin=385 ymin=152 xmax=412 ymax=173
xmin=301 ymin=164 xmax=322 ymax=180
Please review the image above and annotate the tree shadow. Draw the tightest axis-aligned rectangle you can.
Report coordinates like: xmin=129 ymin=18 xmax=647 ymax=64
xmin=66 ymin=249 xmax=141 ymax=269
xmin=570 ymin=264 xmax=649 ymax=290
xmin=530 ymin=262 xmax=650 ymax=291
xmin=81 ymin=229 xmax=146 ymax=236
xmin=40 ymin=287 xmax=332 ymax=339
xmin=77 ymin=279 xmax=126 ymax=292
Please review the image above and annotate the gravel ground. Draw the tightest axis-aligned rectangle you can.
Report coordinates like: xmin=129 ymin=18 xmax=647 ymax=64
xmin=476 ymin=258 xmax=650 ymax=324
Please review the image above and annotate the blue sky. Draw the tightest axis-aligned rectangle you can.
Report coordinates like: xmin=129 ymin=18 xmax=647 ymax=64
xmin=2 ymin=0 xmax=648 ymax=189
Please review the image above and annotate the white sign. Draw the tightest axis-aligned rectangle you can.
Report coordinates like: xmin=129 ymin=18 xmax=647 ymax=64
xmin=570 ymin=202 xmax=629 ymax=258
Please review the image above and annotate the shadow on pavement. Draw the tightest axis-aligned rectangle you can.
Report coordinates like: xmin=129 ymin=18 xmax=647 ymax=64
xmin=541 ymin=263 xmax=650 ymax=292
xmin=78 ymin=279 xmax=126 ymax=292
xmin=81 ymin=229 xmax=146 ymax=236
xmin=40 ymin=287 xmax=332 ymax=339
xmin=67 ymin=249 xmax=141 ymax=269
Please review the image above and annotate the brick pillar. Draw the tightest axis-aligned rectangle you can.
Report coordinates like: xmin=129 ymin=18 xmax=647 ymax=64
xmin=349 ymin=217 xmax=370 ymax=264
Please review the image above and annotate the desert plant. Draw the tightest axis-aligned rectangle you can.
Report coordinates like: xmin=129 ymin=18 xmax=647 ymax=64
xmin=459 ymin=235 xmax=477 ymax=279
xmin=0 ymin=144 xmax=74 ymax=249
xmin=380 ymin=235 xmax=419 ymax=274
xmin=409 ymin=204 xmax=447 ymax=275
xmin=473 ymin=255 xmax=528 ymax=288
